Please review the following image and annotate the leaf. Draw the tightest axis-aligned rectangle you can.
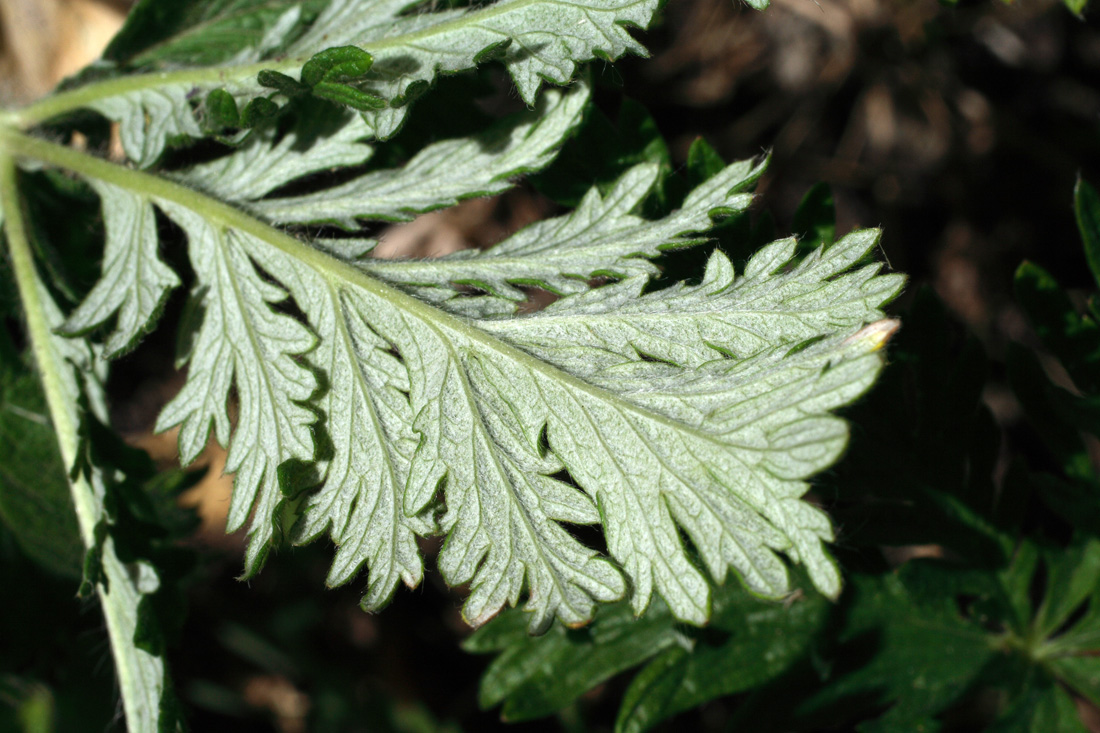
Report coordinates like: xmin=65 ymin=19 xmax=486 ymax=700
xmin=55 ymin=180 xmax=180 ymax=358
xmin=1040 ymin=555 xmax=1100 ymax=669
xmin=795 ymin=533 xmax=1100 ymax=731
xmin=60 ymin=83 xmax=597 ymax=600
xmin=1063 ymin=0 xmax=1088 ymax=16
xmin=230 ymin=82 xmax=591 ymax=228
xmin=796 ymin=563 xmax=999 ymax=731
xmin=176 ymin=103 xmax=375 ymax=205
xmin=466 ymin=574 xmax=828 ymax=728
xmin=285 ymin=270 xmax=433 ymax=608
xmin=104 ymin=0 xmax=327 ymax=67
xmin=466 ymin=594 xmax=686 ymax=719
xmin=0 ymin=351 xmax=83 ymax=578
xmin=15 ymin=119 xmax=903 ymax=630
xmin=1077 ymin=177 xmax=1100 ymax=291
xmin=530 ymin=95 xmax=672 ymax=208
xmin=1035 ymin=539 xmax=1100 ymax=639
xmin=1007 ymin=343 xmax=1097 ymax=484
xmin=289 ymin=0 xmax=656 ymax=112
xmin=686 ymin=136 xmax=726 ymax=189
xmin=151 ymin=203 xmax=319 ymax=575
xmin=482 ymin=231 xmax=899 ymax=372
xmin=988 ymin=679 xmax=1088 ymax=733
xmin=20 ymin=0 xmax=663 ymax=166
xmin=1014 ymin=260 xmax=1100 ymax=394
xmin=335 ymin=232 xmax=895 ymax=629
xmin=0 ymin=265 xmax=82 ymax=580
xmin=1049 ymin=656 xmax=1100 ymax=709
xmin=792 ymin=182 xmax=836 ymax=256
xmin=364 ymin=154 xmax=764 ymax=308
xmin=613 ymin=585 xmax=827 ymax=733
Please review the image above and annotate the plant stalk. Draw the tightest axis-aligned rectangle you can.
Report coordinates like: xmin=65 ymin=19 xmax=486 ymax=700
xmin=0 ymin=148 xmax=169 ymax=733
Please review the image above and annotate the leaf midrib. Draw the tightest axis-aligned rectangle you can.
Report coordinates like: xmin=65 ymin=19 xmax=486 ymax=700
xmin=0 ymin=129 xmax=871 ymax=521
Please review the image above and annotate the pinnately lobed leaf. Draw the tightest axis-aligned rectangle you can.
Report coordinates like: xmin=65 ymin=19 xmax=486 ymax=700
xmin=0 ymin=0 xmax=904 ymax=635
xmin=5 ymin=94 xmax=905 ymax=630
xmin=15 ymin=0 xmax=661 ymax=167
xmin=0 ymin=2 xmax=909 ymax=731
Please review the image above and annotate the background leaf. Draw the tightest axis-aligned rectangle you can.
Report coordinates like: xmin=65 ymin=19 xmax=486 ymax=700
xmin=0 ymin=344 xmax=83 ymax=578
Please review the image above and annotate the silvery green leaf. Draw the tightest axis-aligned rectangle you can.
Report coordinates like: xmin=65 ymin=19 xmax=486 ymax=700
xmin=274 ymin=260 xmax=434 ymax=610
xmin=335 ymin=238 xmax=899 ymax=625
xmin=57 ymin=180 xmax=179 ymax=358
xmin=364 ymin=156 xmax=764 ymax=305
xmin=178 ymin=111 xmax=374 ymax=203
xmin=368 ymin=299 xmax=630 ymax=631
xmin=152 ymin=202 xmax=318 ymax=575
xmin=252 ymin=83 xmax=589 ymax=228
xmin=482 ymin=231 xmax=903 ymax=371
xmin=288 ymin=0 xmax=655 ymax=135
xmin=85 ymin=82 xmax=208 ymax=168
xmin=19 ymin=0 xmax=660 ymax=165
xmin=26 ymin=123 xmax=901 ymax=631
xmin=58 ymin=79 xmax=595 ymax=603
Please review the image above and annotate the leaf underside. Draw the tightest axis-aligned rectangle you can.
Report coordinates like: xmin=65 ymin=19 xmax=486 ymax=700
xmin=58 ymin=0 xmax=661 ymax=167
xmin=12 ymin=0 xmax=905 ymax=633
xmin=49 ymin=91 xmax=902 ymax=629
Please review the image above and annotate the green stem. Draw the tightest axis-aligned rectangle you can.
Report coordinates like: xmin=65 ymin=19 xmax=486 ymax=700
xmin=0 ymin=152 xmax=95 ymax=544
xmin=6 ymin=65 xmax=271 ymax=129
xmin=0 ymin=148 xmax=168 ymax=733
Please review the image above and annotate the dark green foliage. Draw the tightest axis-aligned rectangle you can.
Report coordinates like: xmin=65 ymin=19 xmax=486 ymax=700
xmin=105 ymin=0 xmax=328 ymax=67
xmin=0 ymin=352 xmax=83 ymax=578
xmin=529 ymin=95 xmax=672 ymax=209
xmin=297 ymin=46 xmax=382 ymax=110
xmin=203 ymin=89 xmax=279 ymax=132
xmin=1076 ymin=178 xmax=1100 ymax=291
xmin=792 ymin=182 xmax=836 ymax=256
xmin=259 ymin=46 xmax=385 ymax=111
xmin=613 ymin=584 xmax=827 ymax=733
xmin=0 ymin=527 xmax=119 ymax=732
xmin=792 ymin=542 xmax=1100 ymax=732
xmin=466 ymin=575 xmax=828 ymax=727
xmin=20 ymin=170 xmax=103 ymax=306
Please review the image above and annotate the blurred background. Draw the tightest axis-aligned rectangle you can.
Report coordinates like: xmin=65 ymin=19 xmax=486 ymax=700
xmin=2 ymin=0 xmax=1099 ymax=730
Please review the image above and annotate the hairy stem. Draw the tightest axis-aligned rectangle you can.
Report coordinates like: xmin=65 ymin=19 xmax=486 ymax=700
xmin=0 ymin=152 xmax=93 ymax=540
xmin=0 ymin=149 xmax=170 ymax=733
